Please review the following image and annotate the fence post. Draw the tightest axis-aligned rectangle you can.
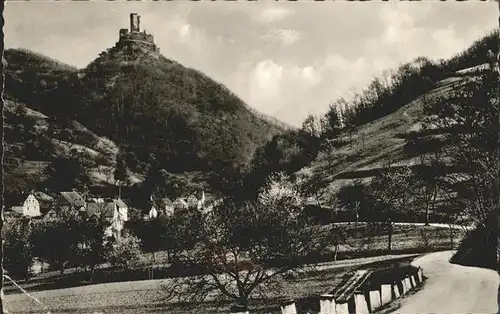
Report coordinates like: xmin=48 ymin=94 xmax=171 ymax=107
xmin=381 ymin=284 xmax=392 ymax=305
xmin=393 ymin=281 xmax=401 ymax=298
xmin=319 ymin=294 xmax=336 ymax=314
xmin=404 ymin=277 xmax=412 ymax=292
xmin=354 ymin=292 xmax=369 ymax=314
xmin=417 ymin=267 xmax=424 ymax=283
xmin=281 ymin=298 xmax=297 ymax=314
xmin=368 ymin=288 xmax=382 ymax=311
xmin=410 ymin=274 xmax=417 ymax=288
xmin=335 ymin=301 xmax=349 ymax=314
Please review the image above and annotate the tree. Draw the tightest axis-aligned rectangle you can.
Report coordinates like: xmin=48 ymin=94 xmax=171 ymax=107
xmin=257 ymin=172 xmax=303 ymax=212
xmin=298 ymin=170 xmax=330 ymax=208
xmin=301 ymin=114 xmax=324 ymax=139
xmin=422 ymin=70 xmax=497 ymax=268
xmin=322 ymin=102 xmax=344 ymax=139
xmin=78 ymin=212 xmax=109 ymax=282
xmin=45 ymin=156 xmax=87 ymax=191
xmin=365 ymin=165 xmax=418 ymax=251
xmin=412 ymin=156 xmax=442 ymax=225
xmin=337 ymin=180 xmax=371 ymax=225
xmin=106 ymin=232 xmax=143 ymax=271
xmin=163 ymin=178 xmax=334 ymax=311
xmin=3 ymin=219 xmax=34 ymax=281
xmin=31 ymin=209 xmax=83 ymax=275
xmin=423 ymin=71 xmax=496 ymax=226
xmin=114 ymin=152 xmax=128 ymax=198
xmin=319 ymin=138 xmax=343 ymax=170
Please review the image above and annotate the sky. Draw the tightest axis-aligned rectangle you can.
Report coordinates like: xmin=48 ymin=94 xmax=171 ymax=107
xmin=5 ymin=1 xmax=498 ymax=127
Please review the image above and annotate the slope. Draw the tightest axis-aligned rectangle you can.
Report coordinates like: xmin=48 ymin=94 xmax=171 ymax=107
xmin=3 ymin=43 xmax=285 ymax=199
xmin=300 ymin=68 xmax=485 ymax=202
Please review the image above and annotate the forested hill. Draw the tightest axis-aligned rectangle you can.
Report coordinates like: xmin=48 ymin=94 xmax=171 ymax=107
xmin=3 ymin=42 xmax=285 ymax=201
xmin=293 ymin=30 xmax=498 ymax=202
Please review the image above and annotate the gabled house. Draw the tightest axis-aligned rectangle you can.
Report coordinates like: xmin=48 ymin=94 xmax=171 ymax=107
xmin=11 ymin=193 xmax=41 ymax=218
xmin=173 ymin=198 xmax=188 ymax=211
xmin=55 ymin=191 xmax=86 ymax=212
xmin=157 ymin=197 xmax=174 ymax=216
xmin=187 ymin=195 xmax=198 ymax=209
xmin=149 ymin=197 xmax=174 ymax=219
xmin=32 ymin=191 xmax=54 ymax=215
xmin=86 ymin=198 xmax=129 ymax=239
xmin=203 ymin=197 xmax=223 ymax=214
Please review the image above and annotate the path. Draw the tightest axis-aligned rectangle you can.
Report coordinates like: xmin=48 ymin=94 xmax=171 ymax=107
xmin=393 ymin=251 xmax=499 ymax=314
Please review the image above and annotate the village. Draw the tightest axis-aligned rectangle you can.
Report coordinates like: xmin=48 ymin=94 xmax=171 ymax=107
xmin=5 ymin=189 xmax=221 ymax=241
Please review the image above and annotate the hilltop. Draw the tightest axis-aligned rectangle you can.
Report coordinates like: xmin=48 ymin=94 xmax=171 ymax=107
xmin=4 ymin=13 xmax=497 ymax=212
xmin=3 ymin=15 xmax=286 ymax=205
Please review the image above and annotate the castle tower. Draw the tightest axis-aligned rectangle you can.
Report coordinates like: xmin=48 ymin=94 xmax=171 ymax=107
xmin=130 ymin=13 xmax=140 ymax=32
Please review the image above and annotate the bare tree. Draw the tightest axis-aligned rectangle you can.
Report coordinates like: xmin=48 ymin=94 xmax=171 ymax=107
xmin=366 ymin=165 xmax=418 ymax=251
xmin=423 ymin=71 xmax=497 ymax=230
xmin=162 ymin=174 xmax=336 ymax=311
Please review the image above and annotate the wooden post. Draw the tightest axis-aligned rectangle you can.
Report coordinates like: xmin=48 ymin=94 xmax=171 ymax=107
xmin=281 ymin=298 xmax=297 ymax=314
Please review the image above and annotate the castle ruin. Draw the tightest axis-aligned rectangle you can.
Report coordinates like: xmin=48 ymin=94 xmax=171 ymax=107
xmin=116 ymin=13 xmax=159 ymax=52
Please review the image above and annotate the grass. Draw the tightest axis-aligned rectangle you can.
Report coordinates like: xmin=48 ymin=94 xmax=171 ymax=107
xmin=4 ymin=255 xmax=420 ymax=314
xmin=306 ymin=75 xmax=468 ymax=196
xmin=3 ymin=224 xmax=458 ymax=296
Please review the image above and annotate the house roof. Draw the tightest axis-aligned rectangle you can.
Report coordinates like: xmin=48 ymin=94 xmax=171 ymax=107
xmin=187 ymin=195 xmax=198 ymax=207
xmin=204 ymin=193 xmax=215 ymax=203
xmin=60 ymin=191 xmax=85 ymax=207
xmin=87 ymin=202 xmax=116 ymax=219
xmin=5 ymin=210 xmax=23 ymax=219
xmin=11 ymin=206 xmax=24 ymax=214
xmin=33 ymin=191 xmax=53 ymax=202
xmin=159 ymin=198 xmax=173 ymax=207
xmin=173 ymin=198 xmax=188 ymax=207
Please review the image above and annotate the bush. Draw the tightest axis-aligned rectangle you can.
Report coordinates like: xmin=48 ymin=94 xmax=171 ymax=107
xmin=106 ymin=233 xmax=143 ymax=270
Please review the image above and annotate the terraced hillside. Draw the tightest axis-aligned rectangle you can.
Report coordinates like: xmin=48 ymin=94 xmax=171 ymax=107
xmin=299 ymin=68 xmax=485 ymax=200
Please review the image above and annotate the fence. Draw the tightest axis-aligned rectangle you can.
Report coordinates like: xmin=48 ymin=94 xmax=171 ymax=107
xmin=229 ymin=267 xmax=424 ymax=314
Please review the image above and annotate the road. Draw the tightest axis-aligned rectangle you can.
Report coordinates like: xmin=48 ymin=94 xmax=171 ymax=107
xmin=393 ymin=251 xmax=499 ymax=314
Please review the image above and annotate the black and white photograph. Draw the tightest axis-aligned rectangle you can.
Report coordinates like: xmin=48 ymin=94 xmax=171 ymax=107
xmin=2 ymin=1 xmax=500 ymax=313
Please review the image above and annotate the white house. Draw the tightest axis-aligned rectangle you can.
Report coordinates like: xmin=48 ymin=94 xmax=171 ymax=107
xmin=116 ymin=198 xmax=128 ymax=222
xmin=148 ymin=205 xmax=158 ymax=219
xmin=197 ymin=191 xmax=206 ymax=210
xmin=12 ymin=193 xmax=41 ymax=217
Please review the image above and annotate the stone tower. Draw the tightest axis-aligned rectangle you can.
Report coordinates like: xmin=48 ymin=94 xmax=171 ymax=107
xmin=116 ymin=13 xmax=159 ymax=53
xmin=130 ymin=13 xmax=140 ymax=32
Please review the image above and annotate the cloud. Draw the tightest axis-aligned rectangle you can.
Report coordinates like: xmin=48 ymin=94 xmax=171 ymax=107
xmin=244 ymin=59 xmax=326 ymax=123
xmin=257 ymin=6 xmax=294 ymax=23
xmin=249 ymin=60 xmax=284 ymax=102
xmin=263 ymin=28 xmax=300 ymax=46
xmin=4 ymin=2 xmax=497 ymax=127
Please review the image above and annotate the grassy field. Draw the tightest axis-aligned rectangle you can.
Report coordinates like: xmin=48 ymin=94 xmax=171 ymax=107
xmin=300 ymin=75 xmax=467 ymax=195
xmin=4 ymin=255 xmax=419 ymax=314
xmin=3 ymin=224 xmax=460 ymax=313
xmin=3 ymin=224 xmax=460 ymax=296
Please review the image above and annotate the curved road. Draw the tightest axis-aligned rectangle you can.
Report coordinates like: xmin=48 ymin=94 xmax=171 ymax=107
xmin=394 ymin=251 xmax=499 ymax=314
